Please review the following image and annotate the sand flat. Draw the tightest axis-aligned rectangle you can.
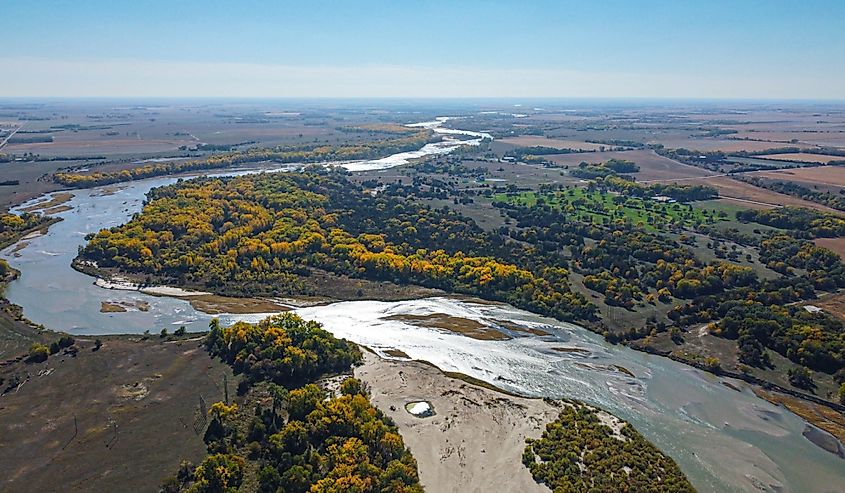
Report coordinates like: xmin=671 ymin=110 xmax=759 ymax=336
xmin=355 ymin=352 xmax=556 ymax=493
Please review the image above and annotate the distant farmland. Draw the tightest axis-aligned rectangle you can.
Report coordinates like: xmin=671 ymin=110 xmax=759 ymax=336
xmin=752 ymin=153 xmax=845 ymax=164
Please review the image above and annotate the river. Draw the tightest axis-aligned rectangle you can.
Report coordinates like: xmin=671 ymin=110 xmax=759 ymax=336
xmin=2 ymin=118 xmax=843 ymax=493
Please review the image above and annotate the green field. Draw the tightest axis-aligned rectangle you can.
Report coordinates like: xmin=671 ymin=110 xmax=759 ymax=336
xmin=495 ymin=189 xmax=729 ymax=231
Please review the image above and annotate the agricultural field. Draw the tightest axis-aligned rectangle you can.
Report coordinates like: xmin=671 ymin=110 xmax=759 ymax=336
xmin=497 ymin=135 xmax=609 ymax=151
xmin=752 ymin=165 xmax=845 ymax=187
xmin=754 ymin=153 xmax=845 ymax=164
xmin=659 ymin=175 xmax=843 ymax=212
xmin=551 ymin=149 xmax=717 ymax=181
xmin=646 ymin=138 xmax=803 ymax=153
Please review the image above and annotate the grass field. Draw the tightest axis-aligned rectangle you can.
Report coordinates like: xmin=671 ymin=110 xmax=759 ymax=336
xmin=494 ymin=189 xmax=728 ymax=232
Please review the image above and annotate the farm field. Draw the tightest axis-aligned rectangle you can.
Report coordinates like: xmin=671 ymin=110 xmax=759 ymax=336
xmin=814 ymin=237 xmax=845 ymax=259
xmin=751 ymin=165 xmax=845 ymax=188
xmin=665 ymin=175 xmax=844 ymax=212
xmin=726 ymin=130 xmax=845 ymax=148
xmin=753 ymin=153 xmax=845 ymax=164
xmin=498 ymin=135 xmax=609 ymax=151
xmin=548 ymin=149 xmax=716 ymax=181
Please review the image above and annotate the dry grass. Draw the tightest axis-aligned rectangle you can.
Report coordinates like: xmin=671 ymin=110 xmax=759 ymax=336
xmin=0 ymin=337 xmax=236 ymax=493
xmin=805 ymin=291 xmax=845 ymax=322
xmin=730 ymin=131 xmax=845 ymax=148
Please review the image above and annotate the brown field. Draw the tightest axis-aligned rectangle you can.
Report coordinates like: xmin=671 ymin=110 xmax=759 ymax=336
xmin=754 ymin=153 xmax=845 ymax=164
xmin=752 ymin=165 xmax=845 ymax=188
xmin=661 ymin=175 xmax=843 ymax=212
xmin=499 ymin=135 xmax=608 ymax=151
xmin=549 ymin=149 xmax=716 ymax=181
xmin=814 ymin=237 xmax=845 ymax=259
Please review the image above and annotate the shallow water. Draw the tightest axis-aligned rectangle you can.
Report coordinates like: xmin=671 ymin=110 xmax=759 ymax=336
xmin=2 ymin=120 xmax=844 ymax=493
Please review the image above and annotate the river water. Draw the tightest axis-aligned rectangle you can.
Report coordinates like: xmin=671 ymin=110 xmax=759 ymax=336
xmin=2 ymin=119 xmax=843 ymax=493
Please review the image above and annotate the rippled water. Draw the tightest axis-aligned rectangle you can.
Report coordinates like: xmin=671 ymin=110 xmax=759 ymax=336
xmin=2 ymin=120 xmax=844 ymax=493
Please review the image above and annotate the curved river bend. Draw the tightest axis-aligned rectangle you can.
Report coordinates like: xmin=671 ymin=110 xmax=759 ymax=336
xmin=2 ymin=119 xmax=843 ymax=493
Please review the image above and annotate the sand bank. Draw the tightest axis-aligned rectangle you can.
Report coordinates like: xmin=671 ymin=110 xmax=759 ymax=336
xmin=355 ymin=352 xmax=556 ymax=493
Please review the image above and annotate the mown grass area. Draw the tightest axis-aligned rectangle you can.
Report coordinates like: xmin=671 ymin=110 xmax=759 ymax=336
xmin=494 ymin=189 xmax=729 ymax=232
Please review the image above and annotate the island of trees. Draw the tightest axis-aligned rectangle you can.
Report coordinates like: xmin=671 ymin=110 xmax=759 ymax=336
xmin=523 ymin=400 xmax=695 ymax=492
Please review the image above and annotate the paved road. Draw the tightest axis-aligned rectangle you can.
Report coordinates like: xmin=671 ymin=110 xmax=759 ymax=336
xmin=0 ymin=122 xmax=25 ymax=150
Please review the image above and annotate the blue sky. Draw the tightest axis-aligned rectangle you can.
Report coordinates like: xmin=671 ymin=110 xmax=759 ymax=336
xmin=3 ymin=0 xmax=844 ymax=98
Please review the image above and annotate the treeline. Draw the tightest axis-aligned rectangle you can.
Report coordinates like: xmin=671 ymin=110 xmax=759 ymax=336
xmin=585 ymin=139 xmax=646 ymax=149
xmin=736 ymin=206 xmax=845 ymax=238
xmin=165 ymin=314 xmax=423 ymax=492
xmin=506 ymin=146 xmax=582 ymax=160
xmin=523 ymin=400 xmax=695 ymax=492
xmin=53 ymin=130 xmax=434 ymax=188
xmin=7 ymin=134 xmax=53 ymax=144
xmin=79 ymin=170 xmax=595 ymax=322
